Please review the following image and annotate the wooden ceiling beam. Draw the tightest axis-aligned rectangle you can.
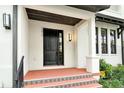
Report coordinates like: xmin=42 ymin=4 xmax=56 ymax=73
xmin=26 ymin=8 xmax=82 ymax=26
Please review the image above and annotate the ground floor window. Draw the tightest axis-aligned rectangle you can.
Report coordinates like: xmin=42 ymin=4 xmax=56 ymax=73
xmin=96 ymin=27 xmax=99 ymax=54
xmin=101 ymin=28 xmax=108 ymax=54
xmin=110 ymin=30 xmax=116 ymax=54
xmin=95 ymin=26 xmax=117 ymax=55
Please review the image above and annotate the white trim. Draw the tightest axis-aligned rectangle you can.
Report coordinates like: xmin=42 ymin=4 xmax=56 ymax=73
xmin=86 ymin=56 xmax=99 ymax=59
xmin=96 ymin=22 xmax=118 ymax=56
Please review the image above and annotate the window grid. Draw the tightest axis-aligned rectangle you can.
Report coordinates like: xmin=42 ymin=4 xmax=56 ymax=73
xmin=96 ymin=27 xmax=117 ymax=55
xmin=110 ymin=29 xmax=116 ymax=54
xmin=96 ymin=27 xmax=99 ymax=54
xmin=101 ymin=28 xmax=108 ymax=54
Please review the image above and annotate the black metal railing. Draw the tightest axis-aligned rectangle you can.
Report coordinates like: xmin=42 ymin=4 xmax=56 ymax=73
xmin=16 ymin=56 xmax=24 ymax=88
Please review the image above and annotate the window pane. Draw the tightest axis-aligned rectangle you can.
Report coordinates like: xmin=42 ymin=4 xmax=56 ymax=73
xmin=110 ymin=30 xmax=116 ymax=54
xmin=59 ymin=32 xmax=62 ymax=53
xmin=96 ymin=27 xmax=99 ymax=54
xmin=101 ymin=28 xmax=108 ymax=54
xmin=58 ymin=31 xmax=63 ymax=65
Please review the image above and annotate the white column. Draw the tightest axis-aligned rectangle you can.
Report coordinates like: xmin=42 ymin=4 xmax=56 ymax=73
xmin=74 ymin=20 xmax=89 ymax=68
xmin=89 ymin=16 xmax=96 ymax=56
xmin=86 ymin=15 xmax=100 ymax=74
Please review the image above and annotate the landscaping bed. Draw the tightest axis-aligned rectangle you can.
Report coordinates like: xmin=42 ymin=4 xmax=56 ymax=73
xmin=99 ymin=59 xmax=124 ymax=88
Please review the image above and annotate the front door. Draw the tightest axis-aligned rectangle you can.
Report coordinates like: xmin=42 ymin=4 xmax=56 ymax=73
xmin=43 ymin=28 xmax=64 ymax=66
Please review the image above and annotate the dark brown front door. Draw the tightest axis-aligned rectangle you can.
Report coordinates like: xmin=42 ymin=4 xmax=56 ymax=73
xmin=43 ymin=28 xmax=64 ymax=66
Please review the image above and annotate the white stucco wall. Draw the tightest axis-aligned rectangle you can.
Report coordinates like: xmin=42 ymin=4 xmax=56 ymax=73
xmin=74 ymin=16 xmax=100 ymax=73
xmin=0 ymin=5 xmax=13 ymax=88
xmin=18 ymin=6 xmax=29 ymax=75
xmin=29 ymin=20 xmax=75 ymax=70
xmin=96 ymin=21 xmax=122 ymax=66
xmin=74 ymin=21 xmax=89 ymax=68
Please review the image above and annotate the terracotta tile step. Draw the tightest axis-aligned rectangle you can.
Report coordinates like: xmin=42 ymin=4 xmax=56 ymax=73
xmin=24 ymin=73 xmax=93 ymax=86
xmin=72 ymin=83 xmax=102 ymax=88
xmin=24 ymin=68 xmax=87 ymax=80
xmin=24 ymin=78 xmax=98 ymax=88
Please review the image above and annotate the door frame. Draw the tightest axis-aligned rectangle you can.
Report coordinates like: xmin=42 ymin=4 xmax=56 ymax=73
xmin=43 ymin=28 xmax=64 ymax=66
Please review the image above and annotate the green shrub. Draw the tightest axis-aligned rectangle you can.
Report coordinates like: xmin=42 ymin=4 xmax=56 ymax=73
xmin=112 ymin=65 xmax=124 ymax=87
xmin=99 ymin=78 xmax=111 ymax=88
xmin=121 ymin=78 xmax=124 ymax=86
xmin=100 ymin=59 xmax=107 ymax=71
xmin=112 ymin=65 xmax=124 ymax=79
xmin=100 ymin=59 xmax=112 ymax=79
xmin=110 ymin=79 xmax=123 ymax=88
xmin=99 ymin=59 xmax=124 ymax=88
xmin=99 ymin=78 xmax=123 ymax=88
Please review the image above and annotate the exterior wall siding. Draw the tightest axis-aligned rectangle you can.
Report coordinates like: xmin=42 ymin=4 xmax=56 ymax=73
xmin=18 ymin=6 xmax=29 ymax=75
xmin=0 ymin=5 xmax=13 ymax=88
xmin=99 ymin=5 xmax=124 ymax=20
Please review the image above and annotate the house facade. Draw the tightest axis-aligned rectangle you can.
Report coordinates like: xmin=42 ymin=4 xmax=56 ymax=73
xmin=0 ymin=5 xmax=124 ymax=88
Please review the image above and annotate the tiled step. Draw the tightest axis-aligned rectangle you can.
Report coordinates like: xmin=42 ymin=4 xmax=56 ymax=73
xmin=24 ymin=77 xmax=98 ymax=88
xmin=72 ymin=83 xmax=102 ymax=88
xmin=24 ymin=73 xmax=93 ymax=86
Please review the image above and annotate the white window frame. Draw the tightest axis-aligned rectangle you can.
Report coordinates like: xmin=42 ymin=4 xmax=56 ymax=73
xmin=96 ymin=23 xmax=118 ymax=56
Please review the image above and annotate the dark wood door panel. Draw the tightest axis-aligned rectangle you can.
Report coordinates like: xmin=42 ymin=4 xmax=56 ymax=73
xmin=43 ymin=28 xmax=64 ymax=66
xmin=44 ymin=29 xmax=58 ymax=65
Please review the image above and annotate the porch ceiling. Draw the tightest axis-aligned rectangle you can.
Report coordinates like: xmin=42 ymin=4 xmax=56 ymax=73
xmin=25 ymin=8 xmax=82 ymax=26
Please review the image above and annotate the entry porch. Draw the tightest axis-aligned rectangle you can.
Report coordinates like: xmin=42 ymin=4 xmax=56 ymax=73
xmin=17 ymin=5 xmax=101 ymax=88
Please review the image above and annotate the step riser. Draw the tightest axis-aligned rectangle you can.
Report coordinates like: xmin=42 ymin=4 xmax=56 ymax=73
xmin=43 ymin=80 xmax=97 ymax=88
xmin=24 ymin=74 xmax=93 ymax=86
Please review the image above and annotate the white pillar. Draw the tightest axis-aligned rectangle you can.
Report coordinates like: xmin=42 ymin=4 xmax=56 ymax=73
xmin=86 ymin=15 xmax=100 ymax=74
xmin=74 ymin=20 xmax=89 ymax=68
xmin=89 ymin=16 xmax=96 ymax=56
